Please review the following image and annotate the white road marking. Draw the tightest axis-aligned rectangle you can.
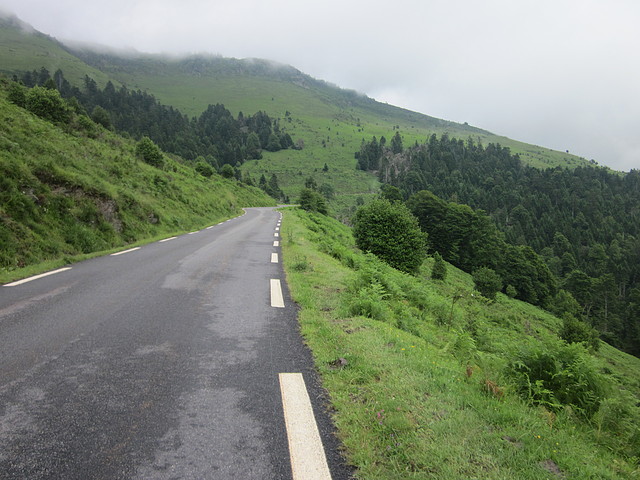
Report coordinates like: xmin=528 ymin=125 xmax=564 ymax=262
xmin=279 ymin=373 xmax=332 ymax=480
xmin=4 ymin=267 xmax=72 ymax=287
xmin=271 ymin=253 xmax=279 ymax=263
xmin=275 ymin=227 xmax=280 ymax=231
xmin=270 ymin=279 xmax=285 ymax=308
xmin=159 ymin=236 xmax=177 ymax=243
xmin=188 ymin=231 xmax=198 ymax=235
xmin=110 ymin=247 xmax=141 ymax=256
xmin=274 ymin=233 xmax=279 ymax=237
xmin=206 ymin=226 xmax=214 ymax=230
xmin=274 ymin=241 xmax=280 ymax=247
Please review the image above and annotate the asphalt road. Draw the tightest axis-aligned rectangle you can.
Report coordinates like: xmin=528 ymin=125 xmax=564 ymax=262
xmin=0 ymin=207 xmax=352 ymax=479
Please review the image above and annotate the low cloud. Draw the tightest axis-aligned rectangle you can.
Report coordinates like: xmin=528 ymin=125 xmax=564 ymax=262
xmin=2 ymin=0 xmax=638 ymax=170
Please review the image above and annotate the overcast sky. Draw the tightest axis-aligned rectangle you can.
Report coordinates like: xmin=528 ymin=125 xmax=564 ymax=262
xmin=2 ymin=0 xmax=639 ymax=171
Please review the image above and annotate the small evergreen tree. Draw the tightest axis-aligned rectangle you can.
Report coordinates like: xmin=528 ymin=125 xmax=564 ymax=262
xmin=318 ymin=183 xmax=335 ymax=200
xmin=265 ymin=133 xmax=282 ymax=152
xmin=246 ymin=132 xmax=262 ymax=159
xmin=390 ymin=131 xmax=403 ymax=154
xmin=431 ymin=252 xmax=447 ymax=281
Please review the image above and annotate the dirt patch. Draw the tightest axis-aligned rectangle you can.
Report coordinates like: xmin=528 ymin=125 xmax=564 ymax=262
xmin=539 ymin=459 xmax=565 ymax=479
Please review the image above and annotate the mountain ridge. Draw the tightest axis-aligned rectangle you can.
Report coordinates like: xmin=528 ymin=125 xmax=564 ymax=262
xmin=0 ymin=14 xmax=594 ymax=173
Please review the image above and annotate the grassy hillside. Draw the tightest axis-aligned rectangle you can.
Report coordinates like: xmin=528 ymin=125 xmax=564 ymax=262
xmin=0 ymin=16 xmax=112 ymax=87
xmin=0 ymin=78 xmax=273 ymax=283
xmin=281 ymin=207 xmax=640 ymax=478
xmin=0 ymin=18 xmax=596 ymax=216
xmin=67 ymin=50 xmax=595 ymax=216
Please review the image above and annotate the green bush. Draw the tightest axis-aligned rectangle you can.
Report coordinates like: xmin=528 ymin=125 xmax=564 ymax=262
xmin=299 ymin=188 xmax=328 ymax=215
xmin=195 ymin=161 xmax=214 ymax=178
xmin=25 ymin=86 xmax=72 ymax=123
xmin=220 ymin=163 xmax=235 ymax=179
xmin=506 ymin=343 xmax=607 ymax=419
xmin=347 ymin=282 xmax=391 ymax=322
xmin=135 ymin=137 xmax=164 ymax=168
xmin=7 ymin=82 xmax=27 ymax=107
xmin=560 ymin=315 xmax=600 ymax=351
xmin=472 ymin=267 xmax=502 ymax=300
xmin=91 ymin=105 xmax=112 ymax=129
xmin=352 ymin=198 xmax=427 ymax=274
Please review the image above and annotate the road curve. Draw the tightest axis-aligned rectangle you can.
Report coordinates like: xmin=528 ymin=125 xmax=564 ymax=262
xmin=0 ymin=207 xmax=351 ymax=479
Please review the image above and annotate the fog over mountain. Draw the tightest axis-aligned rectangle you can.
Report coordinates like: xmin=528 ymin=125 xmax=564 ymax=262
xmin=1 ymin=0 xmax=639 ymax=171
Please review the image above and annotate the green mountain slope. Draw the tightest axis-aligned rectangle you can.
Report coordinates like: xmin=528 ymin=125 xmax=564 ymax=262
xmin=71 ymin=48 xmax=595 ymax=215
xmin=0 ymin=15 xmax=112 ymax=87
xmin=282 ymin=207 xmax=640 ymax=478
xmin=0 ymin=78 xmax=273 ymax=281
xmin=0 ymin=16 xmax=596 ymax=212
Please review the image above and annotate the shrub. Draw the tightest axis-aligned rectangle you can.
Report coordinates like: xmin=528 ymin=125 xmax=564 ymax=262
xmin=220 ymin=163 xmax=235 ymax=179
xmin=7 ymin=82 xmax=27 ymax=107
xmin=291 ymin=255 xmax=311 ymax=272
xmin=76 ymin=115 xmax=97 ymax=137
xmin=549 ymin=289 xmax=582 ymax=318
xmin=431 ymin=252 xmax=447 ymax=280
xmin=472 ymin=267 xmax=502 ymax=300
xmin=135 ymin=137 xmax=164 ymax=168
xmin=195 ymin=161 xmax=214 ymax=178
xmin=299 ymin=188 xmax=328 ymax=215
xmin=560 ymin=315 xmax=600 ymax=351
xmin=25 ymin=86 xmax=72 ymax=123
xmin=506 ymin=343 xmax=607 ymax=419
xmin=352 ymin=198 xmax=427 ymax=274
xmin=347 ymin=282 xmax=390 ymax=322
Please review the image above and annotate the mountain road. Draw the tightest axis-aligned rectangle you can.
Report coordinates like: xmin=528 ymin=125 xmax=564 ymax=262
xmin=0 ymin=207 xmax=351 ymax=479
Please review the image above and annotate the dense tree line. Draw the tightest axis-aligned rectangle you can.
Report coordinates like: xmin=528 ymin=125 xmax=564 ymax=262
xmin=17 ymin=68 xmax=296 ymax=169
xmin=406 ymin=189 xmax=557 ymax=307
xmin=357 ymin=133 xmax=640 ymax=355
